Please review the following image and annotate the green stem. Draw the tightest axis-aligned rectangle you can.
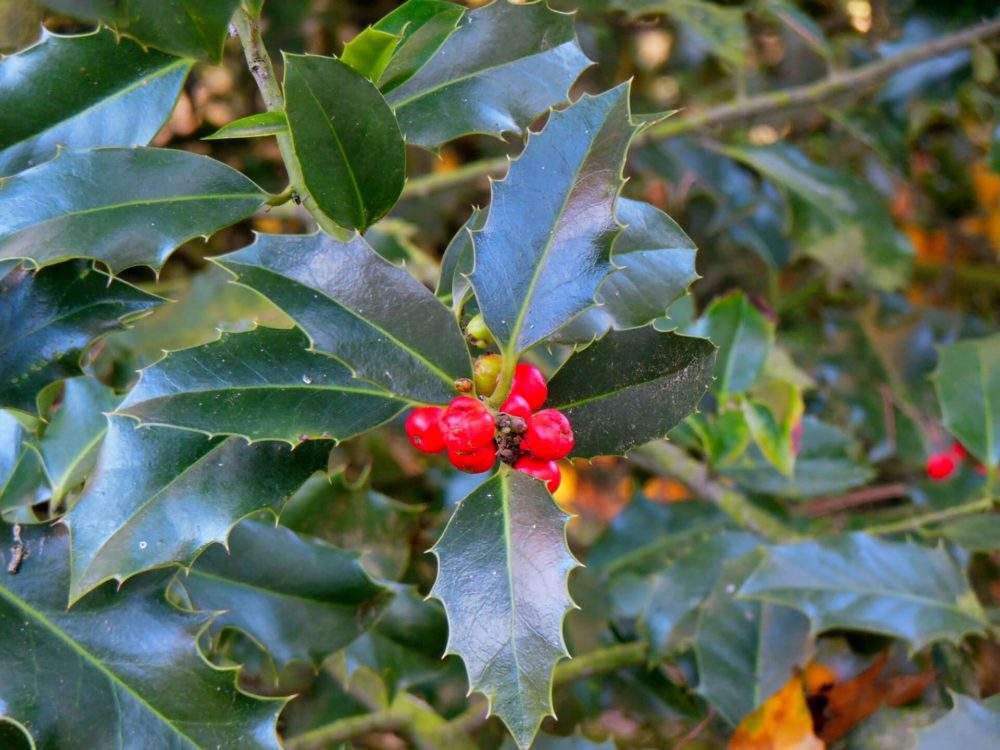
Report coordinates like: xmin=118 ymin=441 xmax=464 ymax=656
xmin=630 ymin=441 xmax=801 ymax=542
xmin=233 ymin=5 xmax=348 ymax=239
xmin=265 ymin=184 xmax=295 ymax=206
xmin=487 ymin=344 xmax=518 ymax=409
xmin=283 ymin=710 xmax=410 ymax=750
xmin=861 ymin=495 xmax=994 ymax=537
xmin=552 ymin=640 xmax=650 ymax=686
xmin=398 ymin=17 xmax=1000 ymax=200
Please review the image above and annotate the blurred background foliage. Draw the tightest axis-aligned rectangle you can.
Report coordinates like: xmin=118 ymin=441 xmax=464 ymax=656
xmin=2 ymin=0 xmax=999 ymax=748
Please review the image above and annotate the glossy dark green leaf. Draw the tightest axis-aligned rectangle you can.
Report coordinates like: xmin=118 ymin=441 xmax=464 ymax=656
xmin=0 ymin=522 xmax=283 ymax=749
xmin=435 ymin=208 xmax=482 ymax=308
xmin=38 ymin=376 xmax=118 ymax=503
xmin=726 ymin=144 xmax=913 ymax=289
xmin=385 ymin=0 xmax=590 ymax=148
xmin=374 ymin=0 xmax=465 ymax=93
xmin=740 ymin=533 xmax=988 ymax=649
xmin=203 ymin=111 xmax=288 ymax=140
xmin=281 ymin=473 xmax=422 ymax=581
xmin=0 ymin=263 xmax=159 ymax=413
xmin=217 ymin=232 xmax=472 ymax=404
xmin=64 ymin=418 xmax=329 ymax=603
xmin=471 ymin=85 xmax=636 ymax=354
xmin=689 ymin=290 xmax=774 ymax=398
xmin=40 ymin=0 xmax=241 ymax=61
xmin=341 ymin=27 xmax=400 ymax=82
xmin=546 ymin=327 xmax=716 ymax=457
xmin=557 ymin=198 xmax=699 ymax=343
xmin=0 ymin=410 xmax=44 ymax=512
xmin=694 ymin=551 xmax=812 ymax=726
xmin=615 ymin=0 xmax=749 ymax=68
xmin=0 ymin=29 xmax=190 ymax=175
xmin=117 ymin=328 xmax=405 ymax=444
xmin=430 ymin=469 xmax=578 ymax=749
xmin=636 ymin=532 xmax=759 ymax=657
xmin=283 ymin=54 xmax=405 ymax=231
xmin=913 ymin=693 xmax=1000 ymax=749
xmin=932 ymin=334 xmax=1000 ymax=468
xmin=0 ymin=148 xmax=266 ymax=271
xmin=933 ymin=515 xmax=1000 ymax=552
xmin=178 ymin=519 xmax=390 ymax=666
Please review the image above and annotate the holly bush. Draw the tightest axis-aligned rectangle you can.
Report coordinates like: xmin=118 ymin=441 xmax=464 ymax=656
xmin=1 ymin=1 xmax=999 ymax=748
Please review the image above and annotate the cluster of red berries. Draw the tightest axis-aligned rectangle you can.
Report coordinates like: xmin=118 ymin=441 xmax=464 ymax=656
xmin=405 ymin=363 xmax=573 ymax=491
xmin=926 ymin=441 xmax=982 ymax=481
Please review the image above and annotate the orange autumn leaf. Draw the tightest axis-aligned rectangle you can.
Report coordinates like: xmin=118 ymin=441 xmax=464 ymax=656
xmin=728 ymin=675 xmax=825 ymax=750
xmin=642 ymin=476 xmax=693 ymax=503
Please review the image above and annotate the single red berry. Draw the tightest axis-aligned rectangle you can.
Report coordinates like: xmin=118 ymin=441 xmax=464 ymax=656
xmin=500 ymin=393 xmax=532 ymax=420
xmin=522 ymin=409 xmax=574 ymax=460
xmin=514 ymin=455 xmax=561 ymax=492
xmin=405 ymin=406 xmax=445 ymax=453
xmin=510 ymin=363 xmax=547 ymax=411
xmin=950 ymin=442 xmax=970 ymax=462
xmin=440 ymin=396 xmax=495 ymax=451
xmin=926 ymin=451 xmax=957 ymax=481
xmin=448 ymin=443 xmax=497 ymax=473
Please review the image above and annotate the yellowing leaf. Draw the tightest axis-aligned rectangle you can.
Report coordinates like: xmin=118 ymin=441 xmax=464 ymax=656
xmin=728 ymin=675 xmax=824 ymax=750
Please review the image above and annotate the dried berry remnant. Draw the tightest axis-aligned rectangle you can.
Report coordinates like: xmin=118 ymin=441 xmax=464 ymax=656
xmin=454 ymin=377 xmax=474 ymax=393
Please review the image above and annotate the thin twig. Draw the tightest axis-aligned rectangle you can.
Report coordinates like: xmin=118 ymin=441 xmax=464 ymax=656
xmin=673 ymin=707 xmax=715 ymax=750
xmin=283 ymin=710 xmax=410 ymax=750
xmin=553 ymin=640 xmax=650 ymax=687
xmin=800 ymin=483 xmax=909 ymax=517
xmin=400 ymin=16 xmax=1000 ymax=199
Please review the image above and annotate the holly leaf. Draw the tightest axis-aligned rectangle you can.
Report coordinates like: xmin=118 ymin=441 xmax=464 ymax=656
xmin=0 ymin=410 xmax=45 ymax=512
xmin=0 ymin=262 xmax=159 ymax=413
xmin=471 ymin=85 xmax=636 ymax=355
xmin=436 ymin=208 xmax=483 ymax=309
xmin=694 ymin=551 xmax=812 ymax=726
xmin=502 ymin=732 xmax=616 ymax=750
xmin=216 ymin=232 xmax=472 ymax=404
xmin=176 ymin=519 xmax=391 ymax=667
xmin=932 ymin=333 xmax=1000 ymax=468
xmin=38 ymin=376 xmax=119 ymax=503
xmin=385 ymin=0 xmax=590 ymax=148
xmin=0 ymin=29 xmax=191 ymax=176
xmin=689 ymin=290 xmax=774 ymax=399
xmin=0 ymin=148 xmax=266 ymax=272
xmin=341 ymin=27 xmax=401 ymax=82
xmin=740 ymin=533 xmax=988 ymax=650
xmin=546 ymin=327 xmax=716 ymax=457
xmin=283 ymin=54 xmax=405 ymax=231
xmin=40 ymin=0 xmax=242 ymax=61
xmin=557 ymin=197 xmax=699 ymax=344
xmin=725 ymin=143 xmax=913 ymax=290
xmin=0 ymin=522 xmax=283 ymax=749
xmin=204 ymin=111 xmax=288 ymax=141
xmin=64 ymin=418 xmax=329 ymax=604
xmin=913 ymin=693 xmax=1000 ymax=750
xmin=430 ymin=468 xmax=578 ymax=749
xmin=117 ymin=327 xmax=405 ymax=444
xmin=374 ymin=0 xmax=465 ymax=93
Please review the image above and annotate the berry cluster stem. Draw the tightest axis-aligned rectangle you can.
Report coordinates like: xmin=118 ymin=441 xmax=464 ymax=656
xmin=487 ymin=345 xmax=518 ymax=410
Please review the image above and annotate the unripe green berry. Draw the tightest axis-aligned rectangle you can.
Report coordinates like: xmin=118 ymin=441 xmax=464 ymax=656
xmin=467 ymin=313 xmax=494 ymax=347
xmin=473 ymin=354 xmax=502 ymax=397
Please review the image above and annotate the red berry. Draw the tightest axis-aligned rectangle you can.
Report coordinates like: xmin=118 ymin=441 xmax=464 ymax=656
xmin=926 ymin=452 xmax=957 ymax=481
xmin=510 ymin=363 xmax=547 ymax=411
xmin=448 ymin=443 xmax=497 ymax=473
xmin=514 ymin=455 xmax=561 ymax=492
xmin=950 ymin=442 xmax=970 ymax=462
xmin=522 ymin=409 xmax=574 ymax=460
xmin=405 ymin=406 xmax=445 ymax=453
xmin=500 ymin=393 xmax=532 ymax=420
xmin=440 ymin=396 xmax=495 ymax=451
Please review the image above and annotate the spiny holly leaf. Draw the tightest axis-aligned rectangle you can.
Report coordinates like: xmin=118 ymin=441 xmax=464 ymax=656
xmin=38 ymin=376 xmax=119 ymax=503
xmin=436 ymin=207 xmax=483 ymax=309
xmin=217 ymin=233 xmax=472 ymax=404
xmin=932 ymin=334 xmax=1000 ymax=469
xmin=283 ymin=54 xmax=405 ymax=231
xmin=694 ymin=551 xmax=812 ymax=726
xmin=740 ymin=533 xmax=988 ymax=650
xmin=913 ymin=693 xmax=1000 ymax=749
xmin=176 ymin=519 xmax=391 ymax=667
xmin=0 ymin=522 xmax=283 ymax=749
xmin=0 ymin=148 xmax=266 ymax=272
xmin=688 ymin=290 xmax=774 ymax=399
xmin=0 ymin=409 xmax=45 ymax=512
xmin=546 ymin=327 xmax=716 ymax=457
xmin=471 ymin=84 xmax=638 ymax=355
xmin=64 ymin=418 xmax=329 ymax=604
xmin=117 ymin=327 xmax=405 ymax=444
xmin=40 ymin=0 xmax=242 ymax=61
xmin=374 ymin=0 xmax=465 ymax=92
xmin=557 ymin=197 xmax=699 ymax=343
xmin=385 ymin=0 xmax=590 ymax=148
xmin=501 ymin=732 xmax=616 ymax=750
xmin=430 ymin=469 xmax=578 ymax=749
xmin=0 ymin=262 xmax=159 ymax=413
xmin=725 ymin=143 xmax=913 ymax=290
xmin=0 ymin=29 xmax=191 ymax=176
